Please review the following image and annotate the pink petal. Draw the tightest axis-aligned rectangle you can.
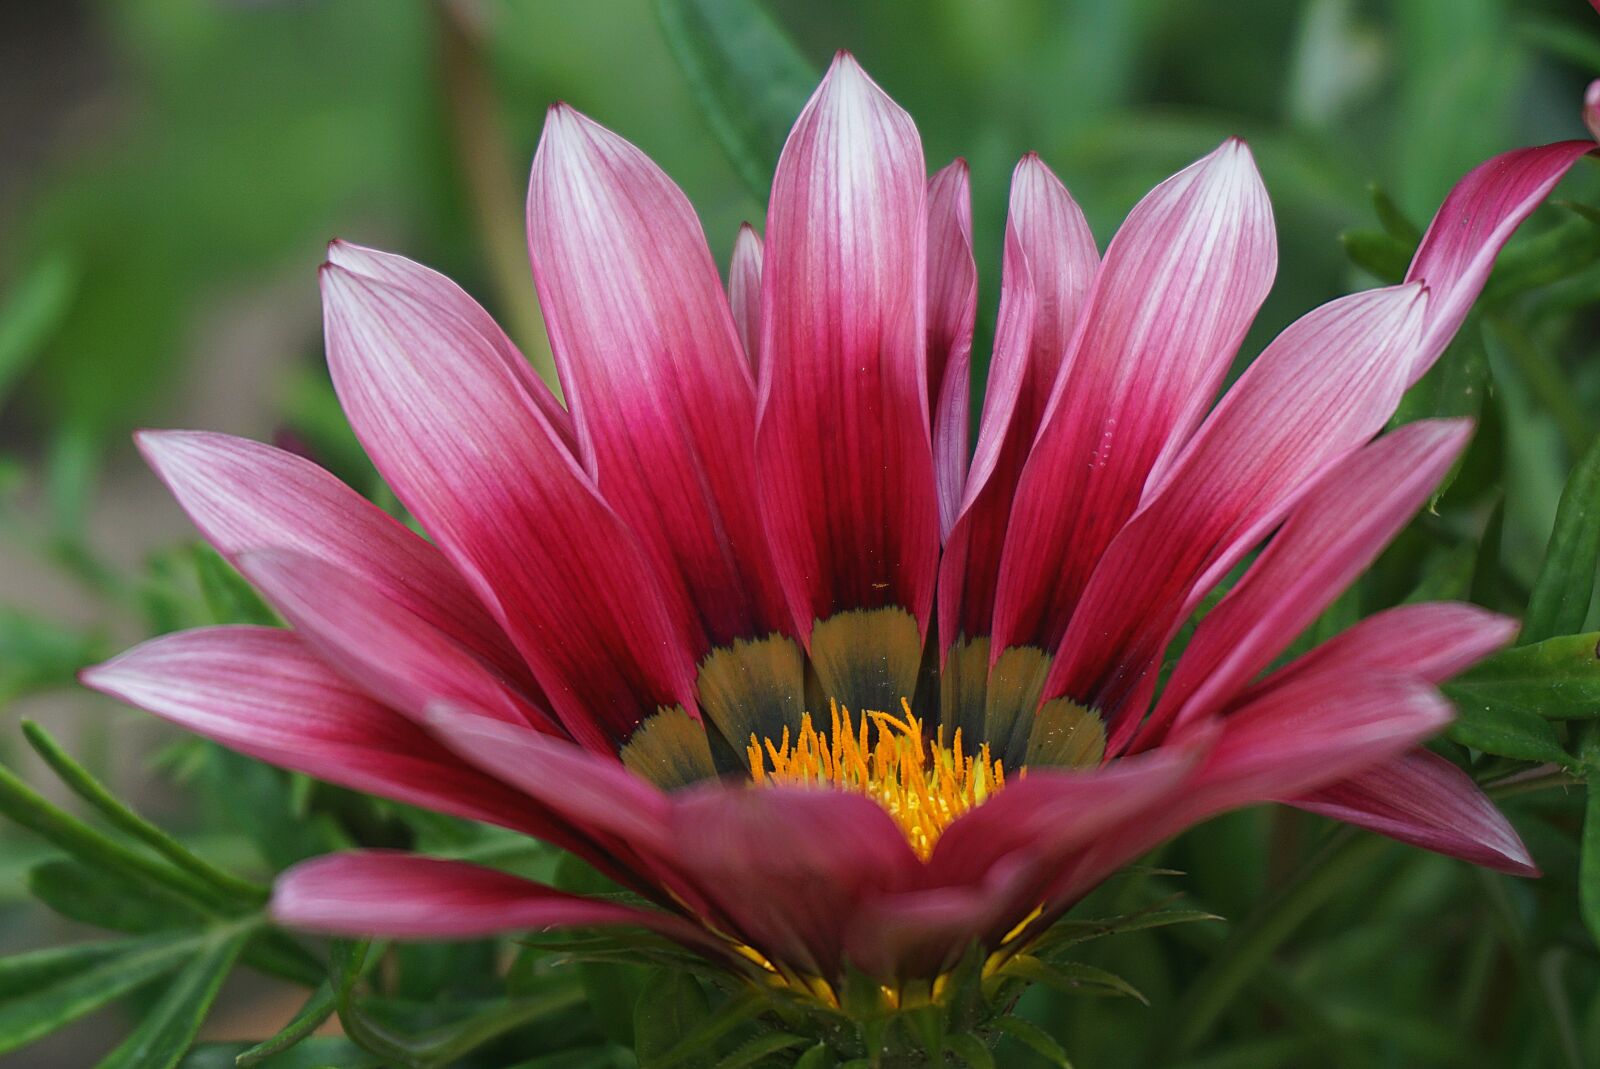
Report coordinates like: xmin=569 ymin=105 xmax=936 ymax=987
xmin=326 ymin=240 xmax=578 ymax=457
xmin=1287 ymin=750 xmax=1537 ymax=876
xmin=1249 ymin=602 xmax=1518 ymax=699
xmin=320 ymin=263 xmax=699 ymax=751
xmin=272 ymin=852 xmax=715 ymax=948
xmin=136 ymin=430 xmax=531 ymax=691
xmin=755 ymin=53 xmax=941 ymax=634
xmin=991 ymin=140 xmax=1275 ymax=657
xmin=1405 ymin=140 xmax=1594 ymax=384
xmin=80 ymin=628 xmax=559 ymax=839
xmin=938 ymin=154 xmax=1097 ymax=651
xmin=927 ymin=158 xmax=978 ymax=538
xmin=424 ymin=705 xmax=671 ymax=855
xmin=728 ymin=223 xmax=763 ymax=370
xmin=668 ymin=784 xmax=921 ymax=979
xmin=1151 ymin=419 xmax=1472 ymax=739
xmin=235 ymin=550 xmax=558 ymax=732
xmin=1044 ymin=283 xmax=1428 ymax=728
xmin=528 ymin=107 xmax=790 ymax=647
xmin=1586 ymin=82 xmax=1600 ymax=144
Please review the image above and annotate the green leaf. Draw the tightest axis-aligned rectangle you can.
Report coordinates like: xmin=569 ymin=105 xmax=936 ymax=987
xmin=944 ymin=1033 xmax=996 ymax=1069
xmin=0 ymin=609 xmax=105 ymax=705
xmin=713 ymin=1032 xmax=807 ymax=1068
xmin=1370 ymin=183 xmax=1421 ymax=243
xmin=1580 ymin=729 xmax=1600 ymax=951
xmin=179 ymin=1037 xmax=384 ymax=1069
xmin=654 ymin=0 xmax=818 ymax=197
xmin=1484 ymin=215 xmax=1600 ymax=306
xmin=234 ymin=982 xmax=336 ymax=1067
xmin=994 ymin=955 xmax=1149 ymax=1005
xmin=794 ymin=1042 xmax=837 ymax=1069
xmin=0 ymin=760 xmax=230 ymax=911
xmin=0 ymin=931 xmax=198 ymax=1056
xmin=1029 ymin=908 xmax=1222 ymax=956
xmin=635 ymin=969 xmax=711 ymax=1066
xmin=647 ymin=990 xmax=766 ymax=1069
xmin=22 ymin=720 xmax=269 ymax=903
xmin=1340 ymin=229 xmax=1413 ymax=284
xmin=993 ymin=1016 xmax=1073 ymax=1068
xmin=555 ymin=855 xmax=646 ymax=1046
xmin=30 ymin=859 xmax=198 ymax=933
xmin=1522 ymin=434 xmax=1600 ymax=644
xmin=97 ymin=924 xmax=252 ymax=1069
xmin=0 ymin=937 xmax=153 ymax=1000
xmin=1446 ymin=632 xmax=1600 ymax=721
xmin=192 ymin=545 xmax=280 ymax=627
xmin=1447 ymin=701 xmax=1572 ymax=766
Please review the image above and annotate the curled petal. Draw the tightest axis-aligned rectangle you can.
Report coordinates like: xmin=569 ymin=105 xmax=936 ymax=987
xmin=1287 ymin=750 xmax=1537 ymax=877
xmin=1405 ymin=140 xmax=1594 ymax=384
xmin=729 ymin=223 xmax=764 ymax=370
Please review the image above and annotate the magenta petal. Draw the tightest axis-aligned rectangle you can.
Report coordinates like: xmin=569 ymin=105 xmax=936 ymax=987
xmin=425 ymin=705 xmax=671 ymax=854
xmin=669 ymin=785 xmax=920 ymax=978
xmin=927 ymin=158 xmax=978 ymax=539
xmin=939 ymin=154 xmax=1097 ymax=650
xmin=1586 ymin=82 xmax=1600 ymax=144
xmin=528 ymin=107 xmax=790 ymax=646
xmin=1152 ymin=419 xmax=1473 ymax=738
xmin=80 ymin=628 xmax=556 ymax=838
xmin=235 ymin=550 xmax=557 ymax=732
xmin=756 ymin=53 xmax=941 ymax=633
xmin=729 ymin=223 xmax=764 ymax=371
xmin=992 ymin=139 xmax=1275 ymax=656
xmin=1046 ymin=284 xmax=1428 ymax=723
xmin=272 ymin=852 xmax=712 ymax=946
xmin=1405 ymin=140 xmax=1594 ymax=384
xmin=321 ymin=263 xmax=699 ymax=750
xmin=136 ymin=430 xmax=531 ymax=690
xmin=1288 ymin=750 xmax=1537 ymax=876
xmin=326 ymin=240 xmax=578 ymax=457
xmin=1252 ymin=602 xmax=1519 ymax=698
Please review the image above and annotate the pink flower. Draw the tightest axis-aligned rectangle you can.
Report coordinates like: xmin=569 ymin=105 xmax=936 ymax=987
xmin=83 ymin=54 xmax=1592 ymax=994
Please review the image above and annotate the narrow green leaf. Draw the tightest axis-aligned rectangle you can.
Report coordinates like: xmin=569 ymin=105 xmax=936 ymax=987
xmin=235 ymin=982 xmax=336 ymax=1067
xmin=713 ymin=1032 xmax=806 ymax=1068
xmin=97 ymin=924 xmax=252 ymax=1069
xmin=0 ymin=932 xmax=198 ymax=1055
xmin=654 ymin=0 xmax=818 ymax=197
xmin=794 ymin=1042 xmax=837 ymax=1069
xmin=0 ymin=609 xmax=104 ymax=704
xmin=22 ymin=721 xmax=269 ymax=903
xmin=1030 ymin=908 xmax=1221 ymax=955
xmin=996 ymin=955 xmax=1148 ymax=1005
xmin=1484 ymin=215 xmax=1600 ymax=305
xmin=1370 ymin=183 xmax=1422 ymax=243
xmin=0 ymin=760 xmax=229 ymax=910
xmin=1522 ymin=434 xmax=1600 ymax=644
xmin=649 ymin=990 xmax=766 ymax=1069
xmin=30 ymin=859 xmax=198 ymax=933
xmin=944 ymin=1033 xmax=996 ymax=1069
xmin=1580 ymin=729 xmax=1600 ymax=952
xmin=1446 ymin=632 xmax=1600 ymax=721
xmin=0 ymin=936 xmax=158 ymax=1000
xmin=993 ymin=1016 xmax=1073 ymax=1068
xmin=1447 ymin=701 xmax=1573 ymax=766
xmin=635 ymin=969 xmax=711 ymax=1066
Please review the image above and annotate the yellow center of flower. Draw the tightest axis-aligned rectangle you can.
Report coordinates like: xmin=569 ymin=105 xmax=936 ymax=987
xmin=746 ymin=699 xmax=1007 ymax=858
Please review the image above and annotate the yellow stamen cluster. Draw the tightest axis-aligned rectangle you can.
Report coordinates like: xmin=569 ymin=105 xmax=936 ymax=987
xmin=747 ymin=699 xmax=1006 ymax=858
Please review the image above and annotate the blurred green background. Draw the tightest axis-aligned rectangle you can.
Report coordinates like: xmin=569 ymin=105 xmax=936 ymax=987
xmin=4 ymin=0 xmax=1600 ymax=1066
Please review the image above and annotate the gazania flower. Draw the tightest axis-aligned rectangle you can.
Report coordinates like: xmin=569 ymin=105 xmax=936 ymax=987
xmin=85 ymin=54 xmax=1591 ymax=1008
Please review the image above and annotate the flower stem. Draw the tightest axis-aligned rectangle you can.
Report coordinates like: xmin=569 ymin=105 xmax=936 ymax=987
xmin=432 ymin=0 xmax=560 ymax=395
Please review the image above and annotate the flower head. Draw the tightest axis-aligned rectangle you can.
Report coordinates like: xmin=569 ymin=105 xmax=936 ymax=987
xmin=85 ymin=53 xmax=1591 ymax=1010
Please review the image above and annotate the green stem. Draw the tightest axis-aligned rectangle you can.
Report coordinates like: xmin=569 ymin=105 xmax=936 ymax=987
xmin=1157 ymin=830 xmax=1386 ymax=1061
xmin=432 ymin=0 xmax=560 ymax=394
